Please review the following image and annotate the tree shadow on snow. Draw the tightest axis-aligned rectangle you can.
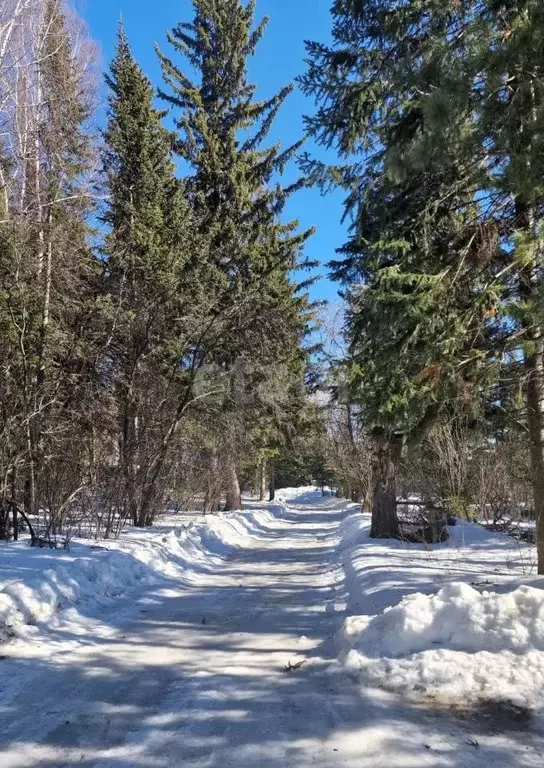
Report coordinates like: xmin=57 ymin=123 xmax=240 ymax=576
xmin=0 ymin=502 xmax=541 ymax=767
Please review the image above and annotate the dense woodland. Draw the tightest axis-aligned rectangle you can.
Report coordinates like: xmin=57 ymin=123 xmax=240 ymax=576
xmin=0 ymin=0 xmax=543 ymax=575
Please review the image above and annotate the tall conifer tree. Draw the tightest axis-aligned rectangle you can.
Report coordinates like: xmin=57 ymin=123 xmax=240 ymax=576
xmin=103 ymin=27 xmax=195 ymax=526
xmin=158 ymin=0 xmax=314 ymax=509
xmin=476 ymin=1 xmax=544 ymax=572
xmin=301 ymin=0 xmax=502 ymax=537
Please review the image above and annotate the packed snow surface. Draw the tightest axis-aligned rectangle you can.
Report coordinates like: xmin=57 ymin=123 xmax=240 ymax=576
xmin=0 ymin=488 xmax=542 ymax=767
xmin=0 ymin=509 xmax=269 ymax=640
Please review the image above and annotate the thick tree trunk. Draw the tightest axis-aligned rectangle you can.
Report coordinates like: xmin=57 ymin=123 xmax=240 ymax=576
xmin=525 ymin=346 xmax=544 ymax=574
xmin=370 ymin=431 xmax=400 ymax=539
xmin=224 ymin=455 xmax=241 ymax=511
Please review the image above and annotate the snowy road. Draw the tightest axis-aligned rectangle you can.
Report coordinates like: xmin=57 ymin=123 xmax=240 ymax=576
xmin=0 ymin=493 xmax=542 ymax=767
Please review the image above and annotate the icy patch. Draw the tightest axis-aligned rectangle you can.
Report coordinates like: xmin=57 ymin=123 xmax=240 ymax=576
xmin=338 ymin=582 xmax=544 ymax=710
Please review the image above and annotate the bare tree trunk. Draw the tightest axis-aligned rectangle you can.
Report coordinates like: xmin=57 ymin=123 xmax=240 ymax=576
xmin=203 ymin=451 xmax=221 ymax=513
xmin=510 ymin=72 xmax=544 ymax=572
xmin=370 ymin=431 xmax=400 ymax=539
xmin=224 ymin=455 xmax=241 ymax=511
xmin=11 ymin=501 xmax=18 ymax=541
xmin=36 ymin=213 xmax=52 ymax=389
xmin=10 ymin=467 xmax=18 ymax=541
xmin=121 ymin=402 xmax=139 ymax=526
xmin=24 ymin=410 xmax=36 ymax=518
xmin=0 ymin=506 xmax=9 ymax=540
xmin=517 ymin=186 xmax=544 ymax=573
xmin=259 ymin=457 xmax=267 ymax=502
xmin=346 ymin=403 xmax=355 ymax=443
xmin=269 ymin=460 xmax=275 ymax=502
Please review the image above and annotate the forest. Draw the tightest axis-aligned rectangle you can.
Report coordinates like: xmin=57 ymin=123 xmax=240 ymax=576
xmin=0 ymin=0 xmax=543 ymax=578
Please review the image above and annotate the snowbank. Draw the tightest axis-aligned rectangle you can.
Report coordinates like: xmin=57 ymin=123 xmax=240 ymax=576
xmin=0 ymin=508 xmax=271 ymax=642
xmin=338 ymin=582 xmax=544 ymax=711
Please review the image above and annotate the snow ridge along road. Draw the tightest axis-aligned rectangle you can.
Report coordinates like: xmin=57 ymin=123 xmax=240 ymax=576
xmin=0 ymin=488 xmax=542 ymax=767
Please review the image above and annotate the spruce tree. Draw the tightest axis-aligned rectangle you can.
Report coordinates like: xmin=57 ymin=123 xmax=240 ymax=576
xmin=103 ymin=27 xmax=195 ymax=526
xmin=476 ymin=1 xmax=544 ymax=572
xmin=158 ymin=0 xmax=314 ymax=509
xmin=301 ymin=0 xmax=502 ymax=537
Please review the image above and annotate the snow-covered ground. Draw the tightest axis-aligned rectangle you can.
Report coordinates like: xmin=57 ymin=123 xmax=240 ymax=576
xmin=0 ymin=508 xmax=278 ymax=641
xmin=0 ymin=488 xmax=542 ymax=766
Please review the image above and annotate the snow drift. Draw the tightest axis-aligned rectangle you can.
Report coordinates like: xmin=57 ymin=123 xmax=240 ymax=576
xmin=0 ymin=509 xmax=267 ymax=641
xmin=338 ymin=582 xmax=544 ymax=710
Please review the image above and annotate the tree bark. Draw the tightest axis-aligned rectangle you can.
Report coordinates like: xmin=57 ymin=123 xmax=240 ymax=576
xmin=37 ymin=215 xmax=52 ymax=389
xmin=24 ymin=392 xmax=36 ymax=520
xmin=510 ymin=72 xmax=544 ymax=572
xmin=269 ymin=461 xmax=275 ymax=502
xmin=516 ymin=188 xmax=544 ymax=574
xmin=224 ymin=455 xmax=241 ymax=511
xmin=118 ymin=364 xmax=140 ymax=525
xmin=370 ymin=431 xmax=400 ymax=539
xmin=0 ymin=506 xmax=9 ymax=541
xmin=121 ymin=396 xmax=139 ymax=526
xmin=346 ymin=403 xmax=355 ymax=443
xmin=11 ymin=502 xmax=18 ymax=541
xmin=525 ymin=345 xmax=544 ymax=573
xmin=203 ymin=451 xmax=221 ymax=513
xmin=259 ymin=457 xmax=267 ymax=501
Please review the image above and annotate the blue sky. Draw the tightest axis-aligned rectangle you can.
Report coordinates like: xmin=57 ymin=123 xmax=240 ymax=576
xmin=79 ymin=0 xmax=346 ymax=305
